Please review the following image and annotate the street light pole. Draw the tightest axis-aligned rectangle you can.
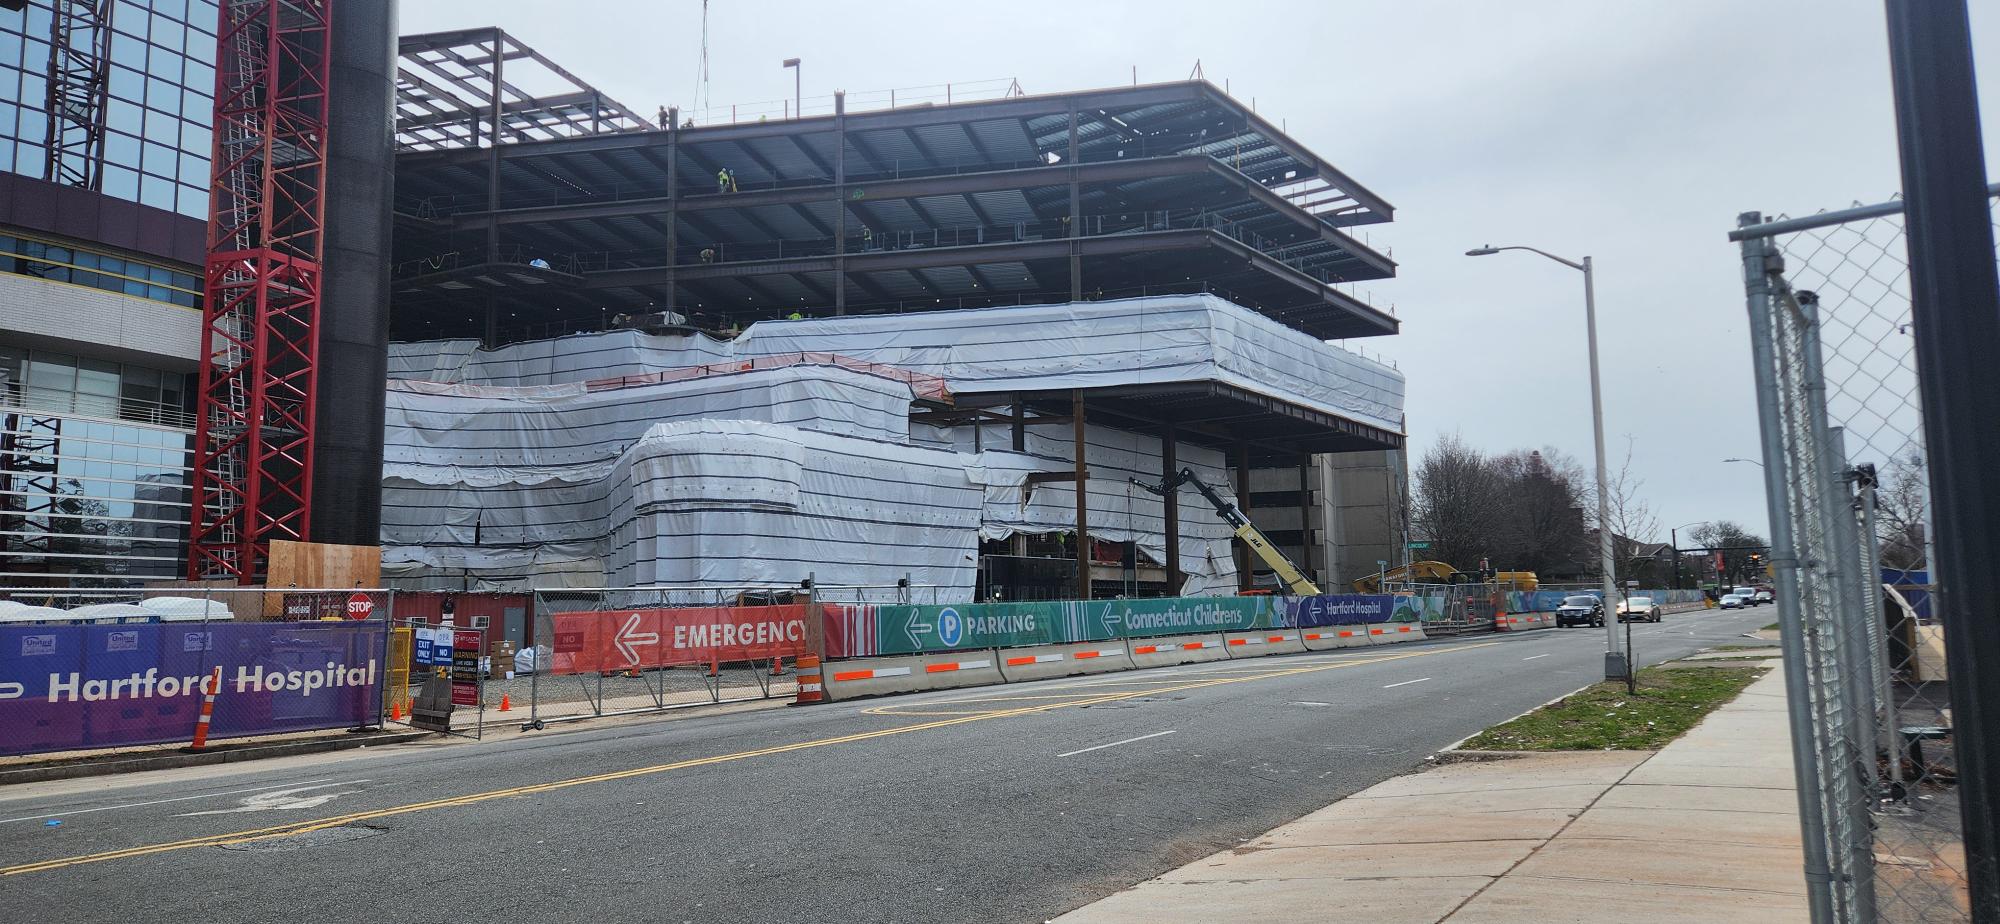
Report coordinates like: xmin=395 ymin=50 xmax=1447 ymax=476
xmin=1580 ymin=256 xmax=1624 ymax=681
xmin=1671 ymin=527 xmax=1680 ymax=590
xmin=1468 ymin=245 xmax=1626 ymax=681
xmin=783 ymin=58 xmax=801 ymax=119
xmin=1669 ymin=521 xmax=1711 ymax=592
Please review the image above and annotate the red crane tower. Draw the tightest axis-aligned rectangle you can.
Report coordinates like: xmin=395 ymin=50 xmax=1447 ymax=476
xmin=187 ymin=1 xmax=332 ymax=582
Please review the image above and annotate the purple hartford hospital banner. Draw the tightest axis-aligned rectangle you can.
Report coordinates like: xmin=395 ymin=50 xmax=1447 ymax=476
xmin=0 ymin=621 xmax=385 ymax=758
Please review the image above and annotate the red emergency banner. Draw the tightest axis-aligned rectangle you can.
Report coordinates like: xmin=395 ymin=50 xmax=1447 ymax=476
xmin=548 ymin=604 xmax=808 ymax=675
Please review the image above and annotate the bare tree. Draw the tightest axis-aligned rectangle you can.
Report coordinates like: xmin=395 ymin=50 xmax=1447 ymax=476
xmin=1873 ymin=453 xmax=1929 ymax=571
xmin=1490 ymin=447 xmax=1589 ymax=574
xmin=1690 ymin=520 xmax=1769 ymax=585
xmin=1601 ymin=437 xmax=1663 ymax=585
xmin=1411 ymin=434 xmax=1505 ymax=573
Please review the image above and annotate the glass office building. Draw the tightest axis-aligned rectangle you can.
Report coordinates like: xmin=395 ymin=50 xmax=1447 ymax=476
xmin=1 ymin=0 xmax=217 ymax=218
xmin=0 ymin=0 xmax=215 ymax=581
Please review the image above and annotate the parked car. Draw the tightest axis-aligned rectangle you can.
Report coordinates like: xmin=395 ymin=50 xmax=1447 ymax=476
xmin=1617 ymin=596 xmax=1662 ymax=623
xmin=1555 ymin=594 xmax=1604 ymax=628
xmin=1720 ymin=593 xmax=1747 ymax=609
xmin=1753 ymin=589 xmax=1774 ymax=605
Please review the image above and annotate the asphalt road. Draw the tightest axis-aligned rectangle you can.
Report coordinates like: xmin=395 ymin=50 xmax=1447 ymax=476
xmin=0 ymin=607 xmax=1773 ymax=923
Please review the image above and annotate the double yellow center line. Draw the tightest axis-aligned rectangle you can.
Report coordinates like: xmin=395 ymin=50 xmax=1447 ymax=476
xmin=3 ymin=642 xmax=1490 ymax=877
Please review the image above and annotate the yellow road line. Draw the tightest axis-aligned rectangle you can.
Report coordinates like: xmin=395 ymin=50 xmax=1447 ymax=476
xmin=2 ymin=642 xmax=1491 ymax=877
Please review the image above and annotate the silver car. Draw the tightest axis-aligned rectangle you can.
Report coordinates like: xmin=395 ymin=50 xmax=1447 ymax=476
xmin=1617 ymin=596 xmax=1662 ymax=623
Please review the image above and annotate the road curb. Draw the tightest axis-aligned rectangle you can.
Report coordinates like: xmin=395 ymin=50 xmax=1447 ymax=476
xmin=0 ymin=730 xmax=434 ymax=786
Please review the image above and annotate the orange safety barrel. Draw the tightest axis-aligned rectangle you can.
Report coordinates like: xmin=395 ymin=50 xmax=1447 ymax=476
xmin=794 ymin=655 xmax=824 ymax=705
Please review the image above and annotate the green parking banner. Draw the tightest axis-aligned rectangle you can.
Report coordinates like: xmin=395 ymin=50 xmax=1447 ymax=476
xmin=872 ymin=596 xmax=1280 ymax=655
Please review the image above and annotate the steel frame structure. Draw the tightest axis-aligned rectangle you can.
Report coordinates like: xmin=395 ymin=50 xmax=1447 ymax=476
xmin=395 ymin=28 xmax=648 ymax=152
xmin=188 ymin=0 xmax=331 ymax=582
xmin=41 ymin=0 xmax=112 ymax=189
xmin=390 ymin=81 xmax=1401 ymax=343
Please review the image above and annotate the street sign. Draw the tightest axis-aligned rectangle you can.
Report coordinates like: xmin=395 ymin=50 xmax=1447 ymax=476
xmin=1407 ymin=541 xmax=1431 ymax=550
xmin=449 ymin=629 xmax=483 ymax=709
xmin=345 ymin=592 xmax=375 ymax=620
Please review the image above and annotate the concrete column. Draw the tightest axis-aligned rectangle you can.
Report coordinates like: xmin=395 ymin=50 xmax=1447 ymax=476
xmin=1235 ymin=443 xmax=1252 ymax=591
xmin=311 ymin=0 xmax=397 ymax=547
xmin=1162 ymin=426 xmax=1182 ymax=595
xmin=834 ymin=91 xmax=847 ymax=315
xmin=1073 ymin=390 xmax=1090 ymax=600
xmin=1067 ymin=106 xmax=1081 ymax=301
xmin=664 ymin=106 xmax=678 ymax=312
xmin=1298 ymin=455 xmax=1315 ymax=586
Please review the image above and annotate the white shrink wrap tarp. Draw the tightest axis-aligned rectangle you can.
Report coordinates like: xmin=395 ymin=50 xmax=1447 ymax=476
xmin=389 ymin=295 xmax=1405 ymax=434
xmin=381 ymin=295 xmax=1401 ymax=596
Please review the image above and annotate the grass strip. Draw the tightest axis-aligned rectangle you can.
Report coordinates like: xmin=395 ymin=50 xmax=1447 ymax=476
xmin=1461 ymin=666 xmax=1764 ymax=751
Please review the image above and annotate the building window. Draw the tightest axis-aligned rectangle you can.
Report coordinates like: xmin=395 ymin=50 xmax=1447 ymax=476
xmin=0 ymin=411 xmax=194 ymax=580
xmin=2 ymin=0 xmax=218 ymax=212
xmin=0 ymin=346 xmax=193 ymax=428
xmin=0 ymin=231 xmax=202 ymax=309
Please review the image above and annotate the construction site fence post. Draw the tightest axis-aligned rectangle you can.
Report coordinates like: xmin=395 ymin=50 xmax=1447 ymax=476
xmin=1740 ymin=220 xmax=1840 ymax=923
xmin=1734 ymin=192 xmax=1990 ymax=921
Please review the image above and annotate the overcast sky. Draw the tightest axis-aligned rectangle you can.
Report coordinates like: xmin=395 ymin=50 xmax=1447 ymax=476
xmin=406 ymin=0 xmax=1999 ymax=545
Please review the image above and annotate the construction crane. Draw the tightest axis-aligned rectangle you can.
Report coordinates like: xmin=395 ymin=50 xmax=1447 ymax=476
xmin=187 ymin=0 xmax=332 ymax=582
xmin=1132 ymin=467 xmax=1322 ymax=597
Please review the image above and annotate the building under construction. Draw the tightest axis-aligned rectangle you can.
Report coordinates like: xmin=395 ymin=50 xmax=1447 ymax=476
xmin=384 ymin=35 xmax=1409 ymax=600
xmin=0 ymin=8 xmax=1408 ymax=596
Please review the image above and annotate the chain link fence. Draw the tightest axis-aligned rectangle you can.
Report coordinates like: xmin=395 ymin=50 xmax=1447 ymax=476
xmin=1734 ymin=193 xmax=1989 ymax=923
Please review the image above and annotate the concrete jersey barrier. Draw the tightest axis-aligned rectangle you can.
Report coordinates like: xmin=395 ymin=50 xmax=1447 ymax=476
xmin=819 ymin=623 xmax=1427 ymax=702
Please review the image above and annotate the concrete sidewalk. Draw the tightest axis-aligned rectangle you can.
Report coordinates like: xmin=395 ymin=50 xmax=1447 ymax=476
xmin=1055 ymin=668 xmax=1805 ymax=923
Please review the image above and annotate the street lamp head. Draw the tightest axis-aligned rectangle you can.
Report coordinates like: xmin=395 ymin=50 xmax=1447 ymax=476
xmin=1465 ymin=246 xmax=1499 ymax=256
xmin=783 ymin=57 xmax=801 ymax=68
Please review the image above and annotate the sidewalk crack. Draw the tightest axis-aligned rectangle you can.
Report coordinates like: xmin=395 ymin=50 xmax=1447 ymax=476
xmin=1433 ymin=750 xmax=1656 ymax=922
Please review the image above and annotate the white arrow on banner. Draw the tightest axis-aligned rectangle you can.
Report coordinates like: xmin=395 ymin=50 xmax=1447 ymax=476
xmin=904 ymin=616 xmax=933 ymax=651
xmin=1101 ymin=606 xmax=1123 ymax=636
xmin=614 ymin=612 xmax=659 ymax=665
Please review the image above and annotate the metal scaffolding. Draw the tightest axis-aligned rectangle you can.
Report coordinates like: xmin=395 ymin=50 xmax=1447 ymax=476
xmin=188 ymin=0 xmax=331 ymax=582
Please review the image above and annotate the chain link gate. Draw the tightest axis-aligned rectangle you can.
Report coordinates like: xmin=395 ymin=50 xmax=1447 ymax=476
xmin=1734 ymin=193 xmax=1989 ymax=923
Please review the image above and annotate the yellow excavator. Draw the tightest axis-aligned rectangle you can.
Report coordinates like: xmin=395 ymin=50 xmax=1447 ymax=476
xmin=1349 ymin=562 xmax=1539 ymax=593
xmin=1133 ymin=468 xmax=1322 ymax=596
xmin=1351 ymin=561 xmax=1473 ymax=594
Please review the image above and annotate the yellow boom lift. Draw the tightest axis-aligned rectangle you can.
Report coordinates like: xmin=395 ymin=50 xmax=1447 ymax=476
xmin=1133 ymin=468 xmax=1322 ymax=596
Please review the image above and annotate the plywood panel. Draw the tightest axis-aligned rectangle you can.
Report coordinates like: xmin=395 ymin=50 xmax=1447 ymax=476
xmin=267 ymin=539 xmax=382 ymax=589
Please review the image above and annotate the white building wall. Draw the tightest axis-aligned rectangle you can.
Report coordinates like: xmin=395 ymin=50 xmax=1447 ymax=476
xmin=0 ymin=274 xmax=200 ymax=370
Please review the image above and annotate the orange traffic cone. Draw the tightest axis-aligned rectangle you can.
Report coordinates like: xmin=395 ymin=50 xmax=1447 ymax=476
xmin=499 ymin=694 xmax=511 ymax=712
xmin=390 ymin=700 xmax=402 ymax=722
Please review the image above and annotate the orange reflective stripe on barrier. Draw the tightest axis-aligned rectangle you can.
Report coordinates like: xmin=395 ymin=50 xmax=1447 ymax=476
xmin=1005 ymin=653 xmax=1063 ymax=667
xmin=923 ymin=659 xmax=990 ymax=674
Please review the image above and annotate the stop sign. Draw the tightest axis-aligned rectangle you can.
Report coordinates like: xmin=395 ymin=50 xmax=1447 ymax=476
xmin=345 ymin=592 xmax=376 ymax=620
